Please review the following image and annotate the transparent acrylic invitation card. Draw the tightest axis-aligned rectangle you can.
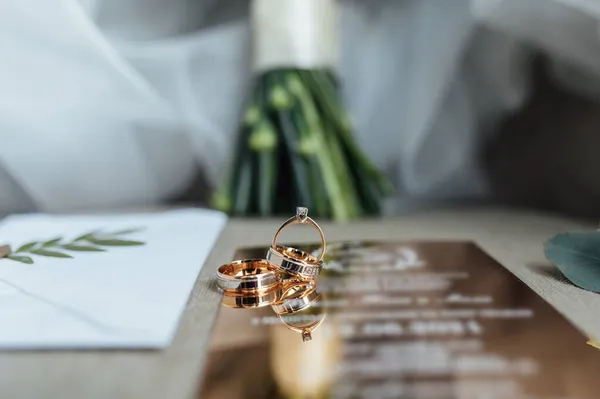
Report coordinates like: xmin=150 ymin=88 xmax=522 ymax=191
xmin=199 ymin=241 xmax=600 ymax=399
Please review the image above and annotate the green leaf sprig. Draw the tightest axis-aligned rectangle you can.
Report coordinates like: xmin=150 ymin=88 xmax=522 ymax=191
xmin=5 ymin=228 xmax=145 ymax=264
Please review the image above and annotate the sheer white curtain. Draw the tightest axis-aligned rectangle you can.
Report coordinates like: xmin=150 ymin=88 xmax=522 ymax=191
xmin=1 ymin=0 xmax=599 ymax=215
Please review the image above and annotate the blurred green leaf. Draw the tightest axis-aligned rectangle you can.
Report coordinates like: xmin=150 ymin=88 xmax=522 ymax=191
xmin=270 ymin=85 xmax=293 ymax=110
xmin=61 ymin=244 xmax=105 ymax=252
xmin=15 ymin=242 xmax=38 ymax=253
xmin=43 ymin=237 xmax=62 ymax=246
xmin=30 ymin=249 xmax=73 ymax=258
xmin=248 ymin=121 xmax=277 ymax=151
xmin=545 ymin=231 xmax=600 ymax=292
xmin=86 ymin=238 xmax=144 ymax=247
xmin=72 ymin=231 xmax=98 ymax=242
xmin=7 ymin=255 xmax=34 ymax=264
xmin=211 ymin=190 xmax=233 ymax=213
xmin=243 ymin=105 xmax=261 ymax=126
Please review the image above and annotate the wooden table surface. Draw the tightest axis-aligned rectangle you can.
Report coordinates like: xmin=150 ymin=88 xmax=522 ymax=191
xmin=0 ymin=207 xmax=598 ymax=399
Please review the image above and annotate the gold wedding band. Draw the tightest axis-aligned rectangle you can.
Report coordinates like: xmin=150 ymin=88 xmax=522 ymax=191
xmin=221 ymin=288 xmax=281 ymax=309
xmin=216 ymin=260 xmax=279 ymax=292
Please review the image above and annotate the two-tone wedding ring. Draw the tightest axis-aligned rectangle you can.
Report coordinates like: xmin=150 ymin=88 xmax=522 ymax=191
xmin=216 ymin=259 xmax=280 ymax=292
xmin=222 ymin=288 xmax=281 ymax=309
xmin=266 ymin=207 xmax=325 ymax=278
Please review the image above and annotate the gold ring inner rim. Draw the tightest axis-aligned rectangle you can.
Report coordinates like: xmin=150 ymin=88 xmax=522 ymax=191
xmin=218 ymin=259 xmax=277 ymax=279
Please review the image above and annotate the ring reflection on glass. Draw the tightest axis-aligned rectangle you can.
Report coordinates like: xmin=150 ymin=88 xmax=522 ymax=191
xmin=272 ymin=282 xmax=320 ymax=315
xmin=216 ymin=259 xmax=280 ymax=292
xmin=221 ymin=287 xmax=281 ymax=309
xmin=278 ymin=312 xmax=326 ymax=342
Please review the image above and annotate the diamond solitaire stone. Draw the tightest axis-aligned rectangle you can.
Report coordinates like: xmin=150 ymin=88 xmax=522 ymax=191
xmin=296 ymin=207 xmax=308 ymax=222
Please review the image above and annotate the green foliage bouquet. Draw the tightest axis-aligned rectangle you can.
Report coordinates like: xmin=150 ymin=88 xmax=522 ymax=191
xmin=212 ymin=0 xmax=392 ymax=221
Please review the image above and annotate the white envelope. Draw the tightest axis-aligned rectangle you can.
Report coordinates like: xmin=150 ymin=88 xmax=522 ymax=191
xmin=0 ymin=209 xmax=227 ymax=349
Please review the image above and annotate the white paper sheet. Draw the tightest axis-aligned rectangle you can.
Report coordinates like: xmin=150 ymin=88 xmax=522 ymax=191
xmin=0 ymin=209 xmax=227 ymax=349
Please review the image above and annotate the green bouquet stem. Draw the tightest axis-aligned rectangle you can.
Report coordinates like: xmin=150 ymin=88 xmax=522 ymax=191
xmin=212 ymin=68 xmax=394 ymax=221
